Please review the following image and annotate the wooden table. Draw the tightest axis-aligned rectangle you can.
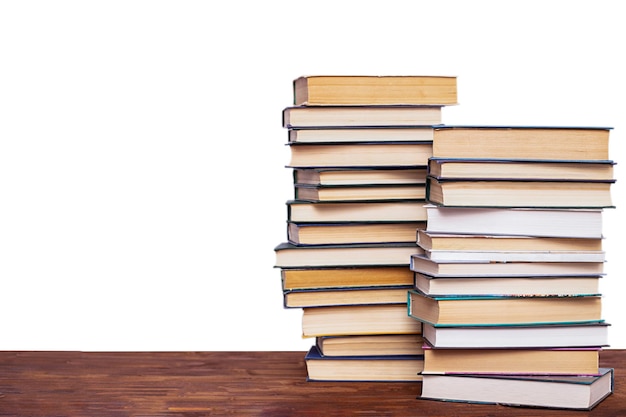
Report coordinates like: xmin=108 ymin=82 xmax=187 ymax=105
xmin=0 ymin=349 xmax=624 ymax=416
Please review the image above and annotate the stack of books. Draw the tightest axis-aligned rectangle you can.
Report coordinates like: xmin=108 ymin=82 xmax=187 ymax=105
xmin=409 ymin=125 xmax=616 ymax=409
xmin=274 ymin=75 xmax=458 ymax=381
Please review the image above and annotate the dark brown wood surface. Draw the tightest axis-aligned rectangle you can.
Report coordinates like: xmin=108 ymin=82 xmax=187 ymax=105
xmin=0 ymin=349 xmax=624 ymax=416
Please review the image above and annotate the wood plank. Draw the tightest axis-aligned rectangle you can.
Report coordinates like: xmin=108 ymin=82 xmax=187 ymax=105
xmin=0 ymin=350 xmax=624 ymax=416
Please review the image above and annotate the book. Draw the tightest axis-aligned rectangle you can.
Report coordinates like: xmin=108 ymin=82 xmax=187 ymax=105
xmin=287 ymin=200 xmax=428 ymax=223
xmin=295 ymin=183 xmax=426 ymax=201
xmin=288 ymin=126 xmax=436 ymax=143
xmin=288 ymin=142 xmax=433 ymax=168
xmin=281 ymin=266 xmax=414 ymax=291
xmin=275 ymin=242 xmax=422 ymax=268
xmin=283 ymin=285 xmax=412 ymax=308
xmin=293 ymin=167 xmax=427 ymax=185
xmin=410 ymin=253 xmax=604 ymax=277
xmin=416 ymin=230 xmax=603 ymax=252
xmin=293 ymin=75 xmax=458 ymax=106
xmin=419 ymin=368 xmax=613 ymax=410
xmin=426 ymin=176 xmax=615 ymax=208
xmin=414 ymin=272 xmax=601 ymax=297
xmin=407 ymin=290 xmax=603 ymax=326
xmin=316 ymin=334 xmax=424 ymax=356
xmin=421 ymin=321 xmax=610 ymax=349
xmin=302 ymin=304 xmax=422 ymax=337
xmin=283 ymin=105 xmax=443 ymax=128
xmin=428 ymin=157 xmax=616 ymax=181
xmin=304 ymin=345 xmax=424 ymax=382
xmin=431 ymin=126 xmax=611 ymax=161
xmin=422 ymin=249 xmax=605 ymax=263
xmin=288 ymin=221 xmax=425 ymax=245
xmin=423 ymin=205 xmax=604 ymax=238
xmin=421 ymin=345 xmax=601 ymax=375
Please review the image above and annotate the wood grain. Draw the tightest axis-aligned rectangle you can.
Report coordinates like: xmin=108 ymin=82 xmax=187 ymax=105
xmin=0 ymin=350 xmax=624 ymax=416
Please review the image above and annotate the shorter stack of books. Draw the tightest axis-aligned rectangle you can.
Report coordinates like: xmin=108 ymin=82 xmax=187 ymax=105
xmin=408 ymin=125 xmax=615 ymax=410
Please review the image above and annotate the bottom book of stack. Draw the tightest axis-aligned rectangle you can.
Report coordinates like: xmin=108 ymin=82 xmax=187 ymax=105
xmin=420 ymin=368 xmax=614 ymax=410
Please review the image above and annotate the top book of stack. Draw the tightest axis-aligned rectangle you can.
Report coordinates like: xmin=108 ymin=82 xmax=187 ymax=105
xmin=293 ymin=75 xmax=458 ymax=106
xmin=431 ymin=126 xmax=612 ymax=161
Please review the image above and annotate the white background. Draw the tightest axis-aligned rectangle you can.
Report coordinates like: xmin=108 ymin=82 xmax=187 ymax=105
xmin=0 ymin=1 xmax=623 ymax=351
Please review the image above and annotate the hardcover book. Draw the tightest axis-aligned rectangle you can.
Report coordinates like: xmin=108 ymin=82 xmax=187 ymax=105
xmin=287 ymin=142 xmax=433 ymax=168
xmin=288 ymin=221 xmax=425 ymax=245
xmin=275 ymin=242 xmax=422 ymax=268
xmin=293 ymin=167 xmax=427 ymax=186
xmin=407 ymin=290 xmax=603 ymax=327
xmin=316 ymin=334 xmax=424 ymax=357
xmin=416 ymin=230 xmax=603 ymax=252
xmin=287 ymin=200 xmax=428 ymax=223
xmin=295 ymin=183 xmax=426 ymax=202
xmin=431 ymin=125 xmax=611 ymax=161
xmin=293 ymin=75 xmax=458 ymax=106
xmin=425 ymin=176 xmax=614 ymax=208
xmin=283 ymin=285 xmax=412 ymax=308
xmin=419 ymin=368 xmax=613 ymax=410
xmin=410 ymin=253 xmax=605 ymax=277
xmin=289 ymin=126 xmax=435 ymax=143
xmin=421 ymin=344 xmax=601 ymax=375
xmin=421 ymin=321 xmax=610 ymax=349
xmin=421 ymin=249 xmax=605 ymax=263
xmin=427 ymin=157 xmax=616 ymax=181
xmin=302 ymin=304 xmax=422 ymax=338
xmin=283 ymin=105 xmax=443 ymax=128
xmin=423 ymin=205 xmax=604 ymax=238
xmin=413 ymin=272 xmax=601 ymax=297
xmin=281 ymin=266 xmax=414 ymax=291
xmin=305 ymin=345 xmax=424 ymax=382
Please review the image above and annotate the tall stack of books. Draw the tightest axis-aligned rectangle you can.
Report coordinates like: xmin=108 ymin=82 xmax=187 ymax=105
xmin=274 ymin=75 xmax=458 ymax=381
xmin=408 ymin=125 xmax=616 ymax=409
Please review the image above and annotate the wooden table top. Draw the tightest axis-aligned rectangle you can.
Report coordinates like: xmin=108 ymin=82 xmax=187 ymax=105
xmin=0 ymin=349 xmax=624 ymax=416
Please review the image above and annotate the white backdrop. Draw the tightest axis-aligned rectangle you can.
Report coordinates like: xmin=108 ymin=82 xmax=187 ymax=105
xmin=0 ymin=1 xmax=623 ymax=351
